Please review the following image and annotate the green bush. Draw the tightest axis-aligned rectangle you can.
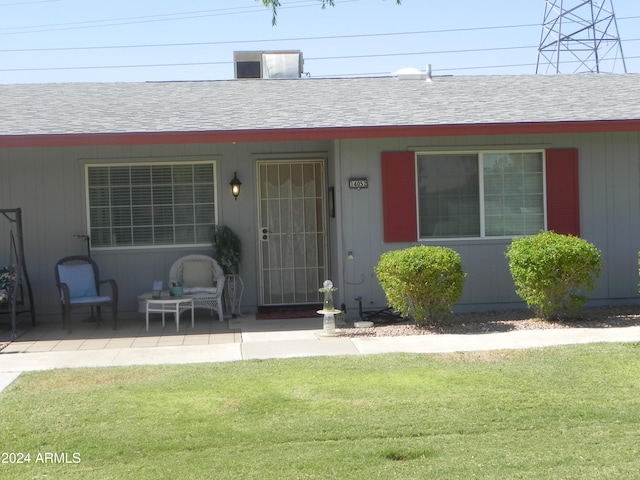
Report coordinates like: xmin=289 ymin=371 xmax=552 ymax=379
xmin=375 ymin=246 xmax=465 ymax=326
xmin=211 ymin=225 xmax=242 ymax=274
xmin=505 ymin=231 xmax=602 ymax=320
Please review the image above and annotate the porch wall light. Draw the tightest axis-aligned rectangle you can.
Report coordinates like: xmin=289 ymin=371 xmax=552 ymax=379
xmin=230 ymin=172 xmax=242 ymax=200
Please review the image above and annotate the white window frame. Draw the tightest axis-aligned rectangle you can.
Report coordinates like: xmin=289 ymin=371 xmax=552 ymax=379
xmin=85 ymin=160 xmax=218 ymax=250
xmin=416 ymin=149 xmax=547 ymax=240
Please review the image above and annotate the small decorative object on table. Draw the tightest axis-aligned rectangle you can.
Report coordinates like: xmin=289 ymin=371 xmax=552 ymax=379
xmin=152 ymin=281 xmax=163 ymax=299
xmin=170 ymin=282 xmax=183 ymax=297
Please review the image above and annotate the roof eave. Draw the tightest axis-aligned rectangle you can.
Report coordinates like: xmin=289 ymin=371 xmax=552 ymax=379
xmin=1 ymin=119 xmax=639 ymax=148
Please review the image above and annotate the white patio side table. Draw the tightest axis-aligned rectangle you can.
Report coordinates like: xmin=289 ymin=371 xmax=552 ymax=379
xmin=145 ymin=296 xmax=194 ymax=332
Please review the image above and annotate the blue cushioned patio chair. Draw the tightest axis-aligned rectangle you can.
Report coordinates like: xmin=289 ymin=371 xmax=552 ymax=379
xmin=55 ymin=255 xmax=118 ymax=334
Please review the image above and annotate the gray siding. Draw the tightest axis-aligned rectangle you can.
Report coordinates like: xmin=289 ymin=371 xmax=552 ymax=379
xmin=0 ymin=141 xmax=330 ymax=321
xmin=332 ymin=132 xmax=640 ymax=315
xmin=1 ymin=130 xmax=639 ymax=325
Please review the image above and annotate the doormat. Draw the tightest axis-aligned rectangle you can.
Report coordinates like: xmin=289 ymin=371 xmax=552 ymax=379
xmin=256 ymin=305 xmax=322 ymax=320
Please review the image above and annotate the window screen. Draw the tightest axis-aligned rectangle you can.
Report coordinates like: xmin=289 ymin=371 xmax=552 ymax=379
xmin=417 ymin=151 xmax=544 ymax=238
xmin=87 ymin=162 xmax=216 ymax=248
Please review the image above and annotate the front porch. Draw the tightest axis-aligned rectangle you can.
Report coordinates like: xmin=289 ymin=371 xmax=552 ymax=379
xmin=0 ymin=311 xmax=324 ymax=356
xmin=0 ymin=311 xmax=364 ymax=382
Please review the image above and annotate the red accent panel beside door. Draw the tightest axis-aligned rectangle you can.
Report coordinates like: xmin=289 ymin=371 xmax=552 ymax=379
xmin=381 ymin=151 xmax=417 ymax=242
xmin=546 ymin=148 xmax=580 ymax=236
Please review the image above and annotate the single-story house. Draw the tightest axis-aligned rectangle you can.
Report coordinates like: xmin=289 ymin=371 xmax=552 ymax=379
xmin=1 ymin=71 xmax=640 ymax=323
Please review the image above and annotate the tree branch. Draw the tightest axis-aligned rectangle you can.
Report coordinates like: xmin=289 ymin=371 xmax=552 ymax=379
xmin=259 ymin=0 xmax=401 ymax=26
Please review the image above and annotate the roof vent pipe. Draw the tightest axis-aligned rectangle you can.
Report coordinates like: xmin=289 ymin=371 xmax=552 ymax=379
xmin=425 ymin=64 xmax=432 ymax=82
xmin=392 ymin=67 xmax=425 ymax=80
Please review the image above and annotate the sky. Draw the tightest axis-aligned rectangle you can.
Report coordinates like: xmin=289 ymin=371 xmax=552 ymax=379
xmin=1 ymin=0 xmax=639 ymax=84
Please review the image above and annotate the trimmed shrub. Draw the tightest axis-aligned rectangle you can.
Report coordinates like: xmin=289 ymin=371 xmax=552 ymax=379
xmin=375 ymin=245 xmax=465 ymax=326
xmin=505 ymin=231 xmax=602 ymax=320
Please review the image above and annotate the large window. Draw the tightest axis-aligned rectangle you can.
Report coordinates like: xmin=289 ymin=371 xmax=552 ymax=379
xmin=417 ymin=151 xmax=545 ymax=239
xmin=86 ymin=161 xmax=217 ymax=248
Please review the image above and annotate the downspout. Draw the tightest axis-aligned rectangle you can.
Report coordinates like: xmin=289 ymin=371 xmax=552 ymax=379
xmin=332 ymin=138 xmax=347 ymax=314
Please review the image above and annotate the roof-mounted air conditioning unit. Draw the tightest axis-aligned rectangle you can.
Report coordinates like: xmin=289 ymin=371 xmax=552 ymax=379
xmin=234 ymin=50 xmax=304 ymax=79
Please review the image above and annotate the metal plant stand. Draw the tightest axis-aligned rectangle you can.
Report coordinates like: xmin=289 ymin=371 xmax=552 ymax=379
xmin=225 ymin=274 xmax=245 ymax=318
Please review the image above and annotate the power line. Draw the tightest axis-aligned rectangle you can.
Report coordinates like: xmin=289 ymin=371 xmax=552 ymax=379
xmin=0 ymin=24 xmax=542 ymax=52
xmin=1 ymin=14 xmax=637 ymax=55
xmin=0 ymin=6 xmax=270 ymax=35
xmin=0 ymin=44 xmax=540 ymax=72
xmin=1 ymin=3 xmax=638 ymax=79
xmin=0 ymin=20 xmax=543 ymax=48
xmin=1 ymin=46 xmax=637 ymax=75
xmin=2 ymin=35 xmax=638 ymax=72
xmin=3 ymin=0 xmax=635 ymax=38
xmin=308 ymin=45 xmax=537 ymax=62
xmin=0 ymin=0 xmax=61 ymax=6
xmin=321 ymin=55 xmax=640 ymax=78
xmin=5 ymin=55 xmax=637 ymax=76
xmin=0 ymin=0 xmax=351 ymax=35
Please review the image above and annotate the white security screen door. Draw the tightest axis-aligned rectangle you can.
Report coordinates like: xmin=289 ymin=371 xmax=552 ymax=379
xmin=257 ymin=160 xmax=327 ymax=305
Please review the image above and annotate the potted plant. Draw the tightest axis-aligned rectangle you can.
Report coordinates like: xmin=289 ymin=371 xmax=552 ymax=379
xmin=211 ymin=225 xmax=242 ymax=274
xmin=0 ymin=266 xmax=16 ymax=305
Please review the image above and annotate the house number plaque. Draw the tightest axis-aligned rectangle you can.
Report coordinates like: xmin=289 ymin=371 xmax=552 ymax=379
xmin=348 ymin=178 xmax=369 ymax=189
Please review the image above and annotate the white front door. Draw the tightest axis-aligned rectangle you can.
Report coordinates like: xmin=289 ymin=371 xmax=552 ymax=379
xmin=257 ymin=160 xmax=327 ymax=305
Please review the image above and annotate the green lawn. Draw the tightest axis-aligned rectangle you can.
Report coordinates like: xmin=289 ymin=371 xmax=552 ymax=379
xmin=1 ymin=344 xmax=640 ymax=479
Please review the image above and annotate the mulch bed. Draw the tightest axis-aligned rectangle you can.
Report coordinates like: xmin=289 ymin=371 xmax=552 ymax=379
xmin=343 ymin=304 xmax=640 ymax=337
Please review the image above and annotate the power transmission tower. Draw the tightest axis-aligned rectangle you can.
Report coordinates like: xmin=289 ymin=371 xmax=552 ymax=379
xmin=537 ymin=0 xmax=627 ymax=74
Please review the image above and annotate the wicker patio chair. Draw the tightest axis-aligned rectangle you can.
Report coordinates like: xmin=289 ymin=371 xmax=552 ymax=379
xmin=168 ymin=254 xmax=226 ymax=321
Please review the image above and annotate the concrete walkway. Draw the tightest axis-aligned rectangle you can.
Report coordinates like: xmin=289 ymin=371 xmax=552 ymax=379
xmin=2 ymin=313 xmax=640 ymax=392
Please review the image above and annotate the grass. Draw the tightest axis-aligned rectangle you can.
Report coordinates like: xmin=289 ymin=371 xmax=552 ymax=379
xmin=1 ymin=344 xmax=640 ymax=479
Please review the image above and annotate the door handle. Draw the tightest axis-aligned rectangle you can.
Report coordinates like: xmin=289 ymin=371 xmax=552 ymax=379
xmin=261 ymin=227 xmax=270 ymax=241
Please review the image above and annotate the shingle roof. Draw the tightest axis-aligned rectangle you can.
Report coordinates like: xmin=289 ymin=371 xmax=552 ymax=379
xmin=1 ymin=74 xmax=640 ymax=136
